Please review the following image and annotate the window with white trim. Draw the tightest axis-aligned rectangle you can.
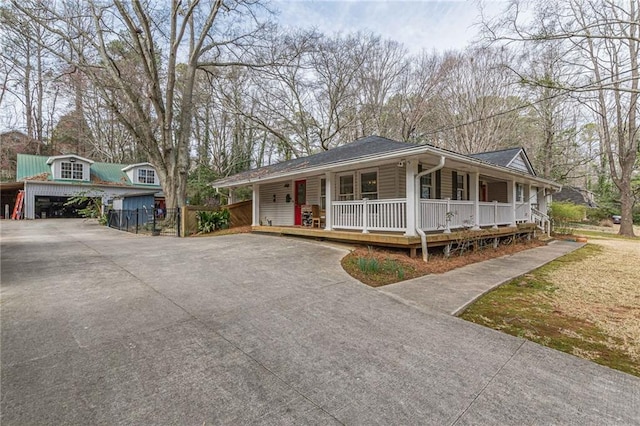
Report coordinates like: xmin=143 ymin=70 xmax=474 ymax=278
xmin=455 ymin=173 xmax=466 ymax=200
xmin=61 ymin=162 xmax=83 ymax=180
xmin=320 ymin=178 xmax=326 ymax=210
xmin=420 ymin=173 xmax=432 ymax=199
xmin=338 ymin=174 xmax=354 ymax=200
xmin=138 ymin=168 xmax=156 ymax=184
xmin=360 ymin=170 xmax=378 ymax=200
xmin=516 ymin=183 xmax=524 ymax=202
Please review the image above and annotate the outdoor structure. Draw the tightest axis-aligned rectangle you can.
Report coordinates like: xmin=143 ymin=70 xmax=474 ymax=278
xmin=13 ymin=154 xmax=163 ymax=219
xmin=212 ymin=136 xmax=561 ymax=254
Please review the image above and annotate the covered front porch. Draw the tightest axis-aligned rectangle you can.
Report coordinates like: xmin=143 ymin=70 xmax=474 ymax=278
xmin=253 ymin=222 xmax=540 ymax=257
xmin=329 ymin=197 xmax=548 ymax=234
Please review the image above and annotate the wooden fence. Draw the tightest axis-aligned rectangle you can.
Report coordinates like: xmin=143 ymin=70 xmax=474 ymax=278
xmin=181 ymin=200 xmax=252 ymax=237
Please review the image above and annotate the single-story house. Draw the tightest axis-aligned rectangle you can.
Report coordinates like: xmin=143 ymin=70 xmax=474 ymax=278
xmin=212 ymin=136 xmax=560 ymax=251
xmin=13 ymin=154 xmax=163 ymax=219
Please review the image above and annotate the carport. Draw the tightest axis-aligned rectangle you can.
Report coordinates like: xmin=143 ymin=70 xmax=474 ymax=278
xmin=0 ymin=181 xmax=24 ymax=219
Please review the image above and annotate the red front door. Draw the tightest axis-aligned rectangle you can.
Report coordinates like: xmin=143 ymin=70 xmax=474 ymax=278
xmin=294 ymin=179 xmax=306 ymax=226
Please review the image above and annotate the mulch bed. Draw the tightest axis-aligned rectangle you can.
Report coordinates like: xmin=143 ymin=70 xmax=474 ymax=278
xmin=342 ymin=239 xmax=546 ymax=287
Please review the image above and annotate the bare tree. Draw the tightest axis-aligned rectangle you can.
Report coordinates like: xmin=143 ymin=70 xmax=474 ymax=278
xmin=433 ymin=47 xmax=526 ymax=154
xmin=11 ymin=0 xmax=273 ymax=209
xmin=485 ymin=0 xmax=639 ymax=236
xmin=0 ymin=4 xmax=60 ymax=145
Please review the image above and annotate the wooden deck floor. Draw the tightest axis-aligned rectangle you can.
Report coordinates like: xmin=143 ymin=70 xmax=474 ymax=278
xmin=252 ymin=223 xmax=538 ymax=255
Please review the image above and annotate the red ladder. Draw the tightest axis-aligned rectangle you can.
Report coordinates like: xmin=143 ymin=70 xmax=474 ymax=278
xmin=11 ymin=190 xmax=24 ymax=220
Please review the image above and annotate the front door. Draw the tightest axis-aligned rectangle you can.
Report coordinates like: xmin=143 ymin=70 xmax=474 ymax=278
xmin=294 ymin=179 xmax=306 ymax=225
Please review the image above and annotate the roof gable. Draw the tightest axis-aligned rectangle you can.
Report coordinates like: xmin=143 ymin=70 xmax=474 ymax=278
xmin=470 ymin=147 xmax=536 ymax=175
xmin=121 ymin=162 xmax=154 ymax=172
xmin=46 ymin=154 xmax=94 ymax=165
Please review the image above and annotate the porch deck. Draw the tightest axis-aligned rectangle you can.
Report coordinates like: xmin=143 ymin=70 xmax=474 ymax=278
xmin=252 ymin=223 xmax=538 ymax=257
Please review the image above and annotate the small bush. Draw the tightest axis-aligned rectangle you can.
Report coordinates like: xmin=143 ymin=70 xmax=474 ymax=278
xmin=357 ymin=257 xmax=380 ymax=273
xmin=549 ymin=202 xmax=586 ymax=235
xmin=196 ymin=208 xmax=231 ymax=234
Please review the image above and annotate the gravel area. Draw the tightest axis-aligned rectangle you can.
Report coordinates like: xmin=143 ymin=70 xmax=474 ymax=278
xmin=547 ymin=236 xmax=640 ymax=362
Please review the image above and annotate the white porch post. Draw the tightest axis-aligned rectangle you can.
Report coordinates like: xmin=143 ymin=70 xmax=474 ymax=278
xmin=228 ymin=188 xmax=236 ymax=205
xmin=470 ymin=172 xmax=480 ymax=230
xmin=251 ymin=184 xmax=260 ymax=226
xmin=527 ymin=184 xmax=533 ymax=223
xmin=509 ymin=180 xmax=517 ymax=226
xmin=405 ymin=159 xmax=418 ymax=236
xmin=324 ymin=172 xmax=333 ymax=230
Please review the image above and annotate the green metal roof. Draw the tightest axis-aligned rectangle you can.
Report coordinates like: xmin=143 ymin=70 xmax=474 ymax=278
xmin=16 ymin=154 xmax=161 ymax=188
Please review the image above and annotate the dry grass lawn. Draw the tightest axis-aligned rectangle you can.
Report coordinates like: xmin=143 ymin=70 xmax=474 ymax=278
xmin=462 ymin=229 xmax=640 ymax=376
xmin=548 ymin=237 xmax=640 ymax=363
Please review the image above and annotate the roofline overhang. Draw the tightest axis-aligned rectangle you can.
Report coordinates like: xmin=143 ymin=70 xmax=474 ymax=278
xmin=22 ymin=180 xmax=162 ymax=190
xmin=46 ymin=154 xmax=95 ymax=165
xmin=213 ymin=144 xmax=562 ymax=190
xmin=121 ymin=162 xmax=154 ymax=172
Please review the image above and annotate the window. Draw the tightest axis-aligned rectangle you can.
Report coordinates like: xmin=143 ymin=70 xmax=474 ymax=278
xmin=516 ymin=183 xmax=524 ymax=202
xmin=138 ymin=169 xmax=156 ymax=184
xmin=455 ymin=173 xmax=466 ymax=200
xmin=320 ymin=178 xmax=326 ymax=210
xmin=360 ymin=170 xmax=378 ymax=200
xmin=420 ymin=174 xmax=432 ymax=199
xmin=338 ymin=174 xmax=354 ymax=200
xmin=61 ymin=162 xmax=83 ymax=180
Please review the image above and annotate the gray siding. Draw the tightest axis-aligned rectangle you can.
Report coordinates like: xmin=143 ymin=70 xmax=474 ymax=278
xmin=378 ymin=163 xmax=401 ymax=198
xmin=487 ymin=182 xmax=508 ymax=203
xmin=259 ymin=181 xmax=294 ymax=226
xmin=440 ymin=168 xmax=453 ymax=199
xmin=509 ymin=154 xmax=530 ymax=173
xmin=306 ymin=176 xmax=321 ymax=206
xmin=23 ymin=182 xmax=158 ymax=219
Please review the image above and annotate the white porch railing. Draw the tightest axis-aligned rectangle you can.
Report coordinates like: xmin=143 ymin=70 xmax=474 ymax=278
xmin=419 ymin=199 xmax=475 ymax=231
xmin=332 ymin=198 xmax=406 ymax=232
xmin=331 ymin=198 xmax=528 ymax=233
xmin=515 ymin=202 xmax=531 ymax=223
xmin=478 ymin=201 xmax=514 ymax=227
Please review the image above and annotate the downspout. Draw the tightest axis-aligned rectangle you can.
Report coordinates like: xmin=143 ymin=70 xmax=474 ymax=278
xmin=414 ymin=156 xmax=446 ymax=262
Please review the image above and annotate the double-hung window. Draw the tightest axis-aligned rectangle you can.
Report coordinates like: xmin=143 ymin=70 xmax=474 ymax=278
xmin=516 ymin=183 xmax=524 ymax=202
xmin=455 ymin=173 xmax=466 ymax=200
xmin=138 ymin=169 xmax=156 ymax=184
xmin=360 ymin=170 xmax=378 ymax=200
xmin=338 ymin=174 xmax=354 ymax=200
xmin=420 ymin=174 xmax=432 ymax=199
xmin=61 ymin=162 xmax=83 ymax=180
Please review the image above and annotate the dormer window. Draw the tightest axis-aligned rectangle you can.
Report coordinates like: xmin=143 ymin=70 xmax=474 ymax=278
xmin=138 ymin=168 xmax=155 ymax=184
xmin=61 ymin=161 xmax=84 ymax=180
xmin=46 ymin=155 xmax=93 ymax=181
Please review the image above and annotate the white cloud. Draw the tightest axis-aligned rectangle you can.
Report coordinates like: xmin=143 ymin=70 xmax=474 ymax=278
xmin=274 ymin=0 xmax=506 ymax=53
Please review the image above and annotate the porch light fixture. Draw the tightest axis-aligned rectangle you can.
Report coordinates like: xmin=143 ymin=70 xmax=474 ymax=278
xmin=273 ymin=194 xmax=276 ymax=202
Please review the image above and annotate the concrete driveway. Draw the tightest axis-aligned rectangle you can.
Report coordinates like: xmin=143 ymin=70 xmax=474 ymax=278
xmin=1 ymin=220 xmax=638 ymax=425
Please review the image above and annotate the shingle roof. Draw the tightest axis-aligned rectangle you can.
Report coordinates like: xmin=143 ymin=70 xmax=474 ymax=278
xmin=469 ymin=147 xmax=523 ymax=168
xmin=16 ymin=154 xmax=157 ymax=187
xmin=212 ymin=136 xmax=414 ymax=187
xmin=553 ymin=186 xmax=596 ymax=207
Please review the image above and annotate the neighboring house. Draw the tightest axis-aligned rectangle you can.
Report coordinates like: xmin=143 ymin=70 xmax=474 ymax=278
xmin=0 ymin=131 xmax=44 ymax=181
xmin=552 ymin=186 xmax=597 ymax=207
xmin=15 ymin=154 xmax=162 ymax=219
xmin=212 ymin=136 xmax=561 ymax=241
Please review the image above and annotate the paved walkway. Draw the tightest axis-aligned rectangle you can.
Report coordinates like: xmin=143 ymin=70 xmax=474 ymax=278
xmin=381 ymin=240 xmax=584 ymax=315
xmin=1 ymin=221 xmax=637 ymax=425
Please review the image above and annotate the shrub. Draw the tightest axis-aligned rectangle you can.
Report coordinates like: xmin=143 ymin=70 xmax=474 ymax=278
xmin=197 ymin=211 xmax=217 ymax=233
xmin=549 ymin=202 xmax=586 ymax=235
xmin=196 ymin=208 xmax=231 ymax=234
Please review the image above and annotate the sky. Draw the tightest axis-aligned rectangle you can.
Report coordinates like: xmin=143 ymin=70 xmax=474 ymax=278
xmin=273 ymin=0 xmax=506 ymax=53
